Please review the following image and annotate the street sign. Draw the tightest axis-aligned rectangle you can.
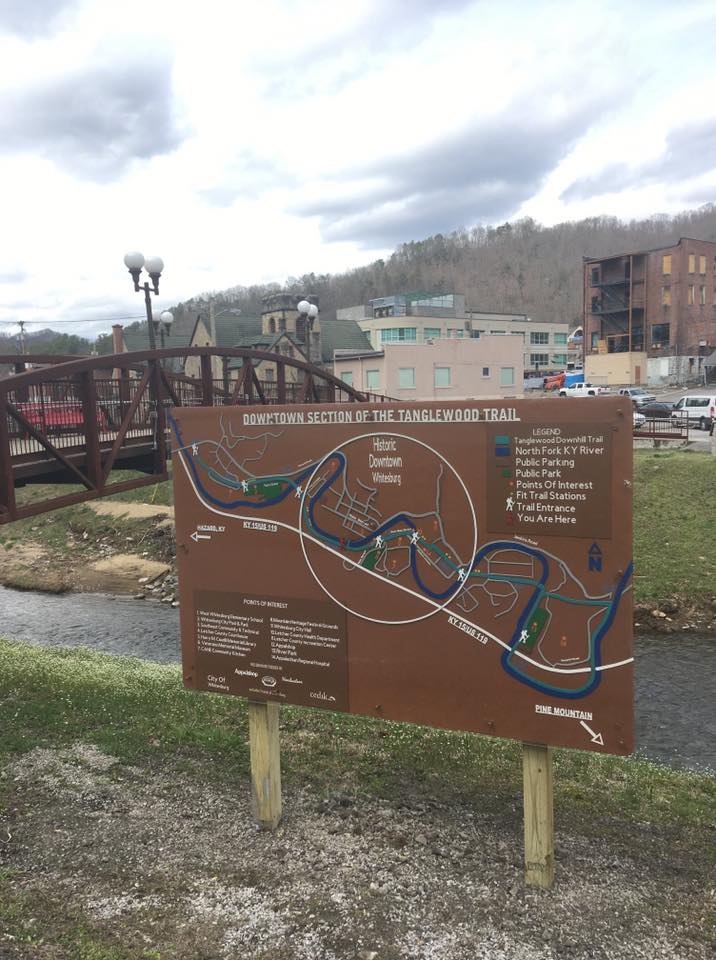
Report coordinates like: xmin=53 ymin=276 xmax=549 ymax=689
xmin=172 ymin=398 xmax=634 ymax=755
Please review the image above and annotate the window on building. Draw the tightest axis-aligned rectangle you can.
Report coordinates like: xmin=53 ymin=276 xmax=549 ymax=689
xmin=688 ymin=253 xmax=696 ymax=273
xmin=398 ymin=367 xmax=415 ymax=389
xmin=366 ymin=369 xmax=380 ymax=390
xmin=471 ymin=329 xmax=483 ymax=338
xmin=591 ymin=332 xmax=600 ymax=350
xmin=554 ymin=332 xmax=568 ymax=345
xmin=434 ymin=366 xmax=451 ymax=387
xmin=530 ymin=331 xmax=549 ymax=345
xmin=500 ymin=367 xmax=515 ymax=386
xmin=423 ymin=327 xmax=441 ymax=340
xmin=481 ymin=366 xmax=490 ymax=377
xmin=688 ymin=285 xmax=695 ymax=305
xmin=380 ymin=327 xmax=416 ymax=343
xmin=340 ymin=370 xmax=353 ymax=386
xmin=700 ymin=285 xmax=706 ymax=305
xmin=662 ymin=255 xmax=672 ymax=275
xmin=700 ymin=255 xmax=706 ymax=274
xmin=446 ymin=328 xmax=464 ymax=338
xmin=264 ymin=368 xmax=274 ymax=381
xmin=591 ymin=267 xmax=600 ymax=285
xmin=661 ymin=286 xmax=671 ymax=306
xmin=490 ymin=329 xmax=506 ymax=335
xmin=651 ymin=323 xmax=670 ymax=347
xmin=530 ymin=353 xmax=549 ymax=366
xmin=552 ymin=353 xmax=567 ymax=365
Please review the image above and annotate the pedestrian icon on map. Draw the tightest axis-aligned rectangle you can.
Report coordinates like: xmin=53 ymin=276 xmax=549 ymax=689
xmin=506 ymin=495 xmax=515 ymax=511
xmin=241 ymin=479 xmax=249 ymax=492
xmin=295 ymin=485 xmax=303 ymax=498
xmin=191 ymin=443 xmax=199 ymax=456
xmin=457 ymin=567 xmax=466 ymax=582
xmin=375 ymin=535 xmax=384 ymax=548
xmin=520 ymin=629 xmax=529 ymax=644
xmin=410 ymin=531 xmax=419 ymax=545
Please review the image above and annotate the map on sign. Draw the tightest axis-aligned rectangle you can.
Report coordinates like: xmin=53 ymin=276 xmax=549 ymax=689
xmin=172 ymin=399 xmax=634 ymax=755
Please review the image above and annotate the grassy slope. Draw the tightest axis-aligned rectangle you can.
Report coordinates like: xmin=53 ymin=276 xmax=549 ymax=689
xmin=0 ymin=471 xmax=174 ymax=570
xmin=0 ymin=640 xmax=713 ymax=832
xmin=632 ymin=451 xmax=716 ymax=601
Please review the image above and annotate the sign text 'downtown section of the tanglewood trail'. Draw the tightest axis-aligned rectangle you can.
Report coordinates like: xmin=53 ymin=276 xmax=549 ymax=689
xmin=172 ymin=398 xmax=633 ymax=756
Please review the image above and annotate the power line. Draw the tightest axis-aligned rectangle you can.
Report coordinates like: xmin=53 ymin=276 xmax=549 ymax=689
xmin=0 ymin=315 xmax=145 ymax=326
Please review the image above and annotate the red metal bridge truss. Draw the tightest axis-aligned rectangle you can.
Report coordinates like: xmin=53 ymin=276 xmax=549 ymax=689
xmin=0 ymin=348 xmax=389 ymax=524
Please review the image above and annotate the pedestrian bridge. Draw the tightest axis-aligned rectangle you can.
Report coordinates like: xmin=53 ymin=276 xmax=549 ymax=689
xmin=0 ymin=348 xmax=387 ymax=524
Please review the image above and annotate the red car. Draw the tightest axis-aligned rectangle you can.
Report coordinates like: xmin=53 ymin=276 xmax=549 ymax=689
xmin=17 ymin=401 xmax=107 ymax=435
xmin=543 ymin=372 xmax=566 ymax=391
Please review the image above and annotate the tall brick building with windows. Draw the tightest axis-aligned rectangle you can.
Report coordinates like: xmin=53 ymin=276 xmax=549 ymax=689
xmin=583 ymin=237 xmax=716 ymax=385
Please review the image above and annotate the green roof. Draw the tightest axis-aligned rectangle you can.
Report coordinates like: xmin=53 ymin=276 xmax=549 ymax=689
xmin=319 ymin=319 xmax=372 ymax=363
xmin=213 ymin=315 xmax=261 ymax=347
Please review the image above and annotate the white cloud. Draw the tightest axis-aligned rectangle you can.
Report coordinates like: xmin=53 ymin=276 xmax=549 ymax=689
xmin=0 ymin=0 xmax=713 ymax=341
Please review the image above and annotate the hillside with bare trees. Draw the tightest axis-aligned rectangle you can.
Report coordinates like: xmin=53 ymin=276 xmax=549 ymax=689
xmin=173 ymin=204 xmax=716 ymax=331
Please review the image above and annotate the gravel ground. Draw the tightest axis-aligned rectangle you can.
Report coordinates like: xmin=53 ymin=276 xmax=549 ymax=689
xmin=0 ymin=743 xmax=713 ymax=959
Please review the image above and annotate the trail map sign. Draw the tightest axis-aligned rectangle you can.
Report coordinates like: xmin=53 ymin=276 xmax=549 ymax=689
xmin=172 ymin=398 xmax=634 ymax=756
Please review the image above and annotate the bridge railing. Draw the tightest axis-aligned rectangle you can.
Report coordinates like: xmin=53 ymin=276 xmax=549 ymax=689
xmin=0 ymin=347 xmax=394 ymax=523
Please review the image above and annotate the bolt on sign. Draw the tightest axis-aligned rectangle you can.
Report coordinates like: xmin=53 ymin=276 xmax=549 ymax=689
xmin=172 ymin=398 xmax=633 ymax=756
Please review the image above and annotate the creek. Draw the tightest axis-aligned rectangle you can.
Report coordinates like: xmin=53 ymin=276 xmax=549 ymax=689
xmin=0 ymin=584 xmax=713 ymax=773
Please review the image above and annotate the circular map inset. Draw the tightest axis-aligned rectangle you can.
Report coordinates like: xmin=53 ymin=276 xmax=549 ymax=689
xmin=298 ymin=432 xmax=477 ymax=624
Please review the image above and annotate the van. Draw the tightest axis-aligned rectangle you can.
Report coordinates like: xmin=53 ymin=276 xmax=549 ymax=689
xmin=670 ymin=395 xmax=716 ymax=431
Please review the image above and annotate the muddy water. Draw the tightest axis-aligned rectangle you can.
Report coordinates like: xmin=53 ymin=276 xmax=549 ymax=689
xmin=0 ymin=585 xmax=713 ymax=773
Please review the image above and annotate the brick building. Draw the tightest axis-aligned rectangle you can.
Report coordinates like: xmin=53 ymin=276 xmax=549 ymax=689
xmin=583 ymin=237 xmax=716 ymax=385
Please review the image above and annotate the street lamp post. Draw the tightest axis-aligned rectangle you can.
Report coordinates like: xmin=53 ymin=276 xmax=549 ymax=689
xmin=123 ymin=251 xmax=166 ymax=351
xmin=153 ymin=311 xmax=174 ymax=351
xmin=296 ymin=298 xmax=319 ymax=365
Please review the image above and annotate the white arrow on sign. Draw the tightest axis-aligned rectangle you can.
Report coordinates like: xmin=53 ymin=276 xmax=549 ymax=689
xmin=579 ymin=720 xmax=604 ymax=745
xmin=190 ymin=531 xmax=211 ymax=543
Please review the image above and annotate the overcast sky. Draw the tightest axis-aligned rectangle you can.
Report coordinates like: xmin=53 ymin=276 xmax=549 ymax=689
xmin=0 ymin=0 xmax=714 ymax=340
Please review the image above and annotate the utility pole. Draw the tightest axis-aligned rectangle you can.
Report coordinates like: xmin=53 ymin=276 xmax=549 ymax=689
xmin=18 ymin=320 xmax=27 ymax=355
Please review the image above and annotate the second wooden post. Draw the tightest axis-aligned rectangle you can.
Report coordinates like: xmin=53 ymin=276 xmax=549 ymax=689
xmin=522 ymin=742 xmax=555 ymax=888
xmin=248 ymin=700 xmax=282 ymax=829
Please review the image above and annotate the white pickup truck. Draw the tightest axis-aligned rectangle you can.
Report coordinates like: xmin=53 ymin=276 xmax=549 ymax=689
xmin=558 ymin=382 xmax=605 ymax=397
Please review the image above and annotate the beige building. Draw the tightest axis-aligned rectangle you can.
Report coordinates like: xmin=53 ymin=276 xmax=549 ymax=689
xmin=333 ymin=336 xmax=523 ymax=401
xmin=338 ymin=292 xmax=569 ymax=373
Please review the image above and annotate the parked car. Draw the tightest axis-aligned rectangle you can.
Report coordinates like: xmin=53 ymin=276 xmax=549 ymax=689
xmin=618 ymin=387 xmax=656 ymax=406
xmin=669 ymin=395 xmax=716 ymax=431
xmin=633 ymin=410 xmax=646 ymax=429
xmin=558 ymin=382 xmax=604 ymax=397
xmin=638 ymin=401 xmax=674 ymax=420
xmin=16 ymin=401 xmax=107 ymax=436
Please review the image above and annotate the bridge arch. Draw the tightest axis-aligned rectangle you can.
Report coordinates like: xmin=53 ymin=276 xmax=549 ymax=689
xmin=0 ymin=347 xmax=390 ymax=523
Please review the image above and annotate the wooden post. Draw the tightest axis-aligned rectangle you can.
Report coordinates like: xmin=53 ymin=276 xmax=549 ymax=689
xmin=248 ymin=700 xmax=282 ymax=829
xmin=522 ymin=742 xmax=555 ymax=888
xmin=149 ymin=360 xmax=168 ymax=476
xmin=200 ymin=354 xmax=214 ymax=407
xmin=0 ymin=386 xmax=17 ymax=521
xmin=79 ymin=371 xmax=102 ymax=491
xmin=276 ymin=360 xmax=286 ymax=404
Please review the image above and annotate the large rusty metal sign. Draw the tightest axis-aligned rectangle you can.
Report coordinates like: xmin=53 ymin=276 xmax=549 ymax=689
xmin=172 ymin=399 xmax=634 ymax=755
